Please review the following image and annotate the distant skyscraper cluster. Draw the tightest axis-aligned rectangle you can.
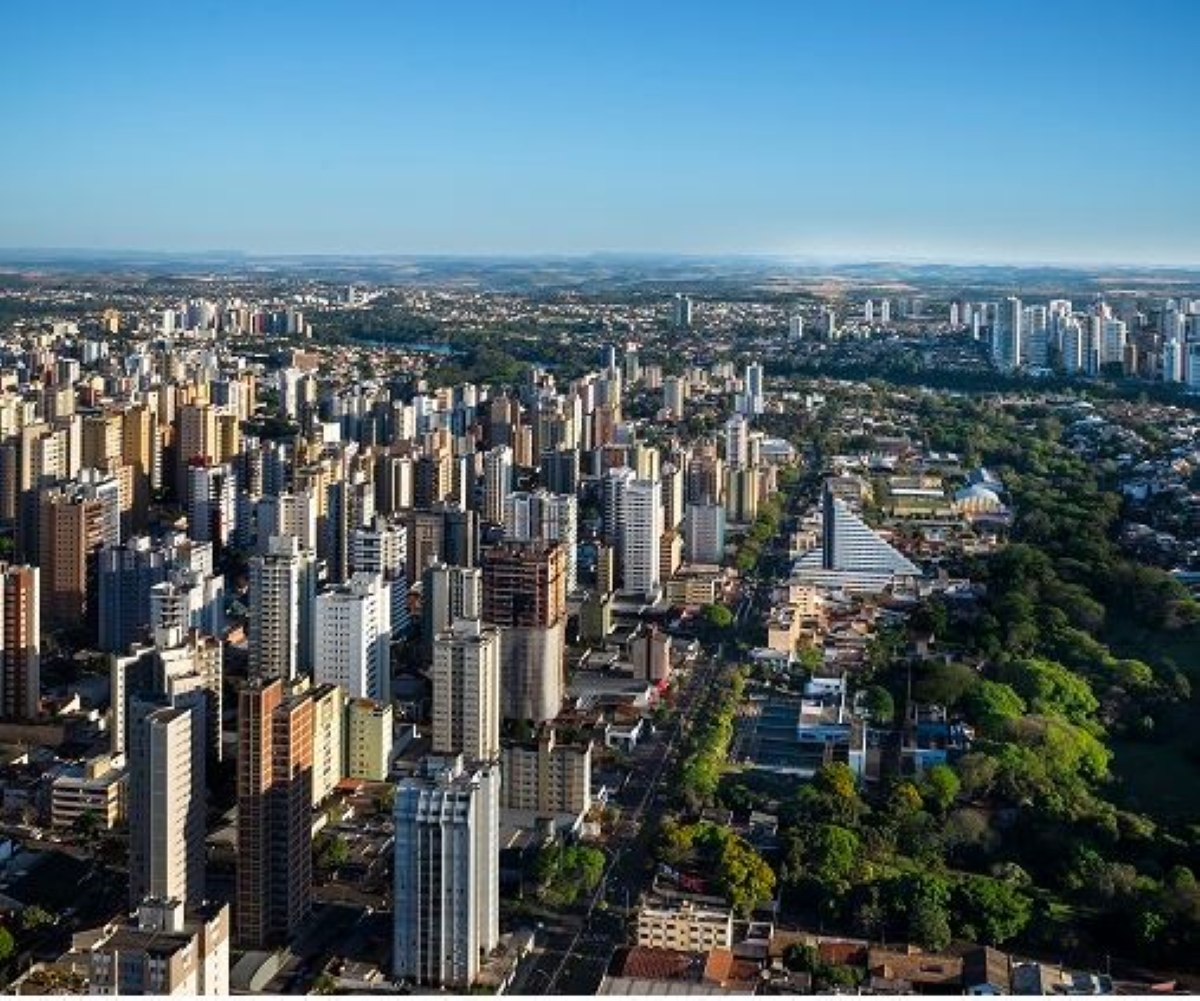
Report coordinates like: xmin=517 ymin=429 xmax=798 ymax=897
xmin=942 ymin=294 xmax=1200 ymax=385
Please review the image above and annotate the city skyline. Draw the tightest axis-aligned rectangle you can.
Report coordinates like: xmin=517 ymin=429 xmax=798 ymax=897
xmin=3 ymin=2 xmax=1200 ymax=994
xmin=3 ymin=0 xmax=1199 ymax=266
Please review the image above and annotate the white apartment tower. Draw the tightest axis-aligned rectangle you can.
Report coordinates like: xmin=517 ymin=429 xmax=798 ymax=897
xmin=1022 ymin=305 xmax=1049 ymax=368
xmin=186 ymin=462 xmax=237 ymax=548
xmin=740 ymin=361 xmax=764 ymax=416
xmin=481 ymin=445 xmax=514 ymax=525
xmin=393 ymin=757 xmax=500 ymax=989
xmin=350 ymin=516 xmax=407 ymax=579
xmin=724 ymin=415 xmax=750 ymax=469
xmin=1163 ymin=338 xmax=1185 ymax=383
xmin=423 ymin=562 xmax=483 ymax=641
xmin=992 ymin=297 xmax=1023 ymax=371
xmin=621 ymin=479 xmax=664 ymax=601
xmin=1101 ymin=318 xmax=1127 ymax=369
xmin=314 ymin=572 xmax=391 ymax=702
xmin=256 ymin=491 xmax=318 ymax=553
xmin=128 ymin=702 xmax=205 ymax=909
xmin=601 ymin=466 xmax=636 ymax=548
xmin=662 ymin=376 xmax=687 ymax=418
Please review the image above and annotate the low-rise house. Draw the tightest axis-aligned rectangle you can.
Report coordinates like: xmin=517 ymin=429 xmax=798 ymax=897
xmin=50 ymin=753 xmax=126 ymax=829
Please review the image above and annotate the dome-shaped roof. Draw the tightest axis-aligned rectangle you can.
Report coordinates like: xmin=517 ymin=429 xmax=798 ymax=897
xmin=955 ymin=483 xmax=1002 ymax=503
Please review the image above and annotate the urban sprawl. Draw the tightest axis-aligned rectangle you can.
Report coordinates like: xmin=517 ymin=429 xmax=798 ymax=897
xmin=0 ymin=269 xmax=1197 ymax=995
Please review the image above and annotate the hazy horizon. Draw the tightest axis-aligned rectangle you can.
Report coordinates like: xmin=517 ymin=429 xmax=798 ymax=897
xmin=3 ymin=245 xmax=1200 ymax=273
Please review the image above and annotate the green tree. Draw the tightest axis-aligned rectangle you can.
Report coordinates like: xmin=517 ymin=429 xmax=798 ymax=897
xmin=533 ymin=844 xmax=606 ymax=906
xmin=914 ymin=662 xmax=980 ymax=707
xmin=909 ymin=897 xmax=953 ymax=951
xmin=658 ymin=816 xmax=697 ymax=866
xmin=861 ymin=685 xmax=895 ymax=724
xmin=73 ymin=809 xmax=103 ymax=858
xmin=782 ymin=943 xmax=819 ymax=973
xmin=18 ymin=905 xmax=54 ymax=932
xmin=532 ymin=843 xmax=562 ymax=889
xmin=315 ymin=832 xmax=350 ymax=870
xmin=887 ymin=873 xmax=953 ymax=951
xmin=954 ymin=876 xmax=1032 ymax=945
xmin=920 ymin=764 xmax=961 ymax=815
xmin=996 ymin=658 xmax=1098 ymax=728
xmin=943 ymin=807 xmax=997 ymax=859
xmin=0 ymin=925 xmax=14 ymax=964
xmin=887 ymin=781 xmax=925 ymax=816
xmin=716 ymin=834 xmax=776 ymax=916
xmin=954 ymin=753 xmax=999 ymax=798
xmin=789 ymin=762 xmax=864 ymax=827
xmin=814 ymin=762 xmax=858 ymax=802
xmin=963 ymin=681 xmax=1026 ymax=737
xmin=794 ymin=645 xmax=824 ymax=673
xmin=568 ymin=846 xmax=606 ymax=894
xmin=702 ymin=603 xmax=734 ymax=629
xmin=786 ymin=823 xmax=861 ymax=891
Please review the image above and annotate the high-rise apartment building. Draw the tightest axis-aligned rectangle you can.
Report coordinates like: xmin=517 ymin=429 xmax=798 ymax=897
xmin=85 ymin=899 xmax=230 ymax=997
xmin=684 ymin=501 xmax=727 ymax=565
xmin=392 ymin=756 xmax=500 ymax=989
xmin=481 ymin=541 xmax=566 ymax=721
xmin=97 ymin=537 xmax=171 ymax=654
xmin=38 ymin=484 xmax=105 ymax=629
xmin=502 ymin=490 xmax=578 ymax=594
xmin=685 ymin=443 xmax=725 ymax=505
xmin=601 ymin=466 xmax=635 ymax=549
xmin=423 ymin=561 xmax=482 ymax=654
xmin=661 ymin=462 xmax=686 ymax=532
xmin=314 ymin=572 xmax=391 ymax=702
xmin=310 ymin=682 xmax=345 ymax=806
xmin=176 ymin=402 xmax=219 ymax=498
xmin=235 ymin=679 xmax=314 ymax=949
xmin=255 ymin=491 xmax=318 ymax=554
xmin=350 ymin=515 xmax=407 ymax=579
xmin=346 ymin=698 xmax=394 ymax=781
xmin=432 ymin=617 xmax=500 ymax=762
xmin=740 ymin=361 xmax=764 ymax=416
xmin=672 ymin=294 xmax=693 ymax=330
xmin=481 ymin=540 xmax=566 ymax=629
xmin=128 ymin=701 xmax=205 ymax=909
xmin=500 ymin=725 xmax=592 ymax=818
xmin=0 ymin=565 xmax=40 ymax=719
xmin=620 ymin=479 xmax=663 ymax=601
xmin=992 ymin=296 xmax=1023 ymax=371
xmin=662 ymin=376 xmax=687 ymax=419
xmin=248 ymin=536 xmax=316 ymax=682
xmin=723 ymin=415 xmax=750 ymax=469
xmin=481 ymin=445 xmax=514 ymax=525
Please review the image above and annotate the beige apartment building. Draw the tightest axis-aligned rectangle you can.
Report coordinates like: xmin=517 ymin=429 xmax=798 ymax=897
xmin=84 ymin=898 xmax=229 ymax=996
xmin=636 ymin=899 xmax=734 ymax=953
xmin=501 ymin=726 xmax=591 ymax=817
xmin=51 ymin=753 xmax=127 ymax=829
xmin=347 ymin=697 xmax=394 ymax=781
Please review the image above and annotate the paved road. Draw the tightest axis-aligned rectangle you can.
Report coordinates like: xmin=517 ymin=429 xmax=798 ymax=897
xmin=509 ymin=651 xmax=728 ymax=995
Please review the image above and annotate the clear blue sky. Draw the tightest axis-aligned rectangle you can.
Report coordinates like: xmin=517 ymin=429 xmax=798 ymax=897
xmin=2 ymin=0 xmax=1198 ymax=264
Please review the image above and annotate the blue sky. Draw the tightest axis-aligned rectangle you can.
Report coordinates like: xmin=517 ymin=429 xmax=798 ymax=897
xmin=2 ymin=0 xmax=1198 ymax=264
